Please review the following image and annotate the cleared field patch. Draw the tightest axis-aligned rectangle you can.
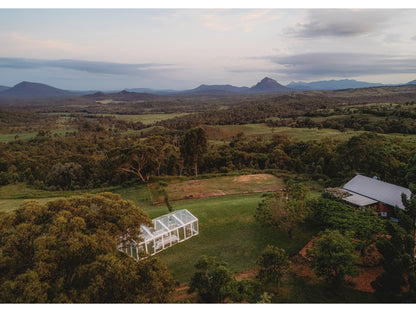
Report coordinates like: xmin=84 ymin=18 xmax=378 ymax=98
xmin=99 ymin=113 xmax=191 ymax=125
xmin=205 ymin=123 xmax=365 ymax=142
xmin=0 ymin=183 xmax=137 ymax=212
xmin=0 ymin=198 xmax=58 ymax=213
xmin=0 ymin=129 xmax=77 ymax=142
xmin=150 ymin=173 xmax=284 ymax=203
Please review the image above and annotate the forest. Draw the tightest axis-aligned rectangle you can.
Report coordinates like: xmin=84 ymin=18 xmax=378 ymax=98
xmin=1 ymin=84 xmax=416 ymax=303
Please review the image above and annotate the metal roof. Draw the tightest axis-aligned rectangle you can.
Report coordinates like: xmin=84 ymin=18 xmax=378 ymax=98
xmin=343 ymin=175 xmax=411 ymax=210
xmin=343 ymin=192 xmax=378 ymax=207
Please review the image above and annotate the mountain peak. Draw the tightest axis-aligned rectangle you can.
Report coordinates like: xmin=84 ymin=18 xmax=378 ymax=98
xmin=250 ymin=77 xmax=289 ymax=93
xmin=260 ymin=77 xmax=277 ymax=83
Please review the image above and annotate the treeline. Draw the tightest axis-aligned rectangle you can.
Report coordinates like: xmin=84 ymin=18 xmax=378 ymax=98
xmin=266 ymin=101 xmax=416 ymax=134
xmin=1 ymin=122 xmax=415 ymax=190
xmin=154 ymin=100 xmax=416 ymax=135
xmin=267 ymin=115 xmax=416 ymax=134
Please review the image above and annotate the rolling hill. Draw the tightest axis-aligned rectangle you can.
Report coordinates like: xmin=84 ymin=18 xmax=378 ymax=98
xmin=0 ymin=81 xmax=78 ymax=99
xmin=83 ymin=90 xmax=159 ymax=101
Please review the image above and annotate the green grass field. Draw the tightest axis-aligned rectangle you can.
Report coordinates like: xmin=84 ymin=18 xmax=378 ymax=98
xmin=0 ymin=183 xmax=152 ymax=212
xmin=97 ymin=113 xmax=191 ymax=125
xmin=143 ymin=193 xmax=316 ymax=284
xmin=205 ymin=124 xmax=367 ymax=143
xmin=0 ymin=129 xmax=77 ymax=143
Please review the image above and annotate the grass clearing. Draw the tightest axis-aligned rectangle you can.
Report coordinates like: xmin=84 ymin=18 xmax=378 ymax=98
xmin=206 ymin=123 xmax=416 ymax=144
xmin=205 ymin=124 xmax=366 ymax=142
xmin=0 ymin=129 xmax=77 ymax=142
xmin=0 ymin=198 xmax=57 ymax=213
xmin=0 ymin=183 xmax=151 ymax=212
xmin=149 ymin=173 xmax=284 ymax=203
xmin=96 ymin=113 xmax=191 ymax=125
xmin=145 ymin=193 xmax=317 ymax=284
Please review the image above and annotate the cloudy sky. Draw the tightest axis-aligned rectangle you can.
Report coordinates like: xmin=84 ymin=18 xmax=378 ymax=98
xmin=1 ymin=7 xmax=416 ymax=90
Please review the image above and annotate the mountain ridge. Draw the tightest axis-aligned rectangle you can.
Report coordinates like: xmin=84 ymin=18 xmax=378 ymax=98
xmin=1 ymin=77 xmax=416 ymax=99
xmin=287 ymin=79 xmax=386 ymax=91
xmin=0 ymin=81 xmax=78 ymax=99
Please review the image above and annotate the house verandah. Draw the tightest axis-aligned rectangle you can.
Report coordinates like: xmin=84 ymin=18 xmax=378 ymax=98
xmin=118 ymin=209 xmax=199 ymax=261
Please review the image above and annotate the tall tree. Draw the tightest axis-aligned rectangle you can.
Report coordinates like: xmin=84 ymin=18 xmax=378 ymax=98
xmin=307 ymin=229 xmax=359 ymax=287
xmin=254 ymin=181 xmax=310 ymax=240
xmin=180 ymin=127 xmax=207 ymax=177
xmin=402 ymin=183 xmax=416 ymax=262
xmin=0 ymin=193 xmax=175 ymax=303
xmin=189 ymin=255 xmax=236 ymax=303
xmin=256 ymin=245 xmax=291 ymax=294
xmin=119 ymin=144 xmax=156 ymax=183
xmin=371 ymin=221 xmax=414 ymax=302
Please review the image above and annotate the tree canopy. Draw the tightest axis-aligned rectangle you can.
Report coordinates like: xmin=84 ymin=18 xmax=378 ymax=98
xmin=0 ymin=193 xmax=175 ymax=303
xmin=180 ymin=127 xmax=207 ymax=177
xmin=256 ymin=245 xmax=291 ymax=294
xmin=307 ymin=229 xmax=359 ymax=287
xmin=189 ymin=255 xmax=236 ymax=303
xmin=254 ymin=181 xmax=310 ymax=240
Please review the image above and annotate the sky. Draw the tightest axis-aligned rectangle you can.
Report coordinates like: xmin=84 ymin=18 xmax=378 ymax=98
xmin=1 ymin=5 xmax=416 ymax=90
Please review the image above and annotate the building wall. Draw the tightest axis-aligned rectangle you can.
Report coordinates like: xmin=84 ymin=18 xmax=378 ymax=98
xmin=377 ymin=202 xmax=393 ymax=218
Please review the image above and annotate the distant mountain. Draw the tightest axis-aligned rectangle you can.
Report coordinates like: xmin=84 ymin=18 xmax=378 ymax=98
xmin=125 ymin=88 xmax=178 ymax=95
xmin=184 ymin=77 xmax=292 ymax=95
xmin=407 ymin=80 xmax=416 ymax=85
xmin=190 ymin=84 xmax=250 ymax=94
xmin=0 ymin=86 xmax=10 ymax=92
xmin=250 ymin=77 xmax=292 ymax=93
xmin=83 ymin=90 xmax=158 ymax=101
xmin=0 ymin=81 xmax=77 ymax=99
xmin=286 ymin=79 xmax=385 ymax=91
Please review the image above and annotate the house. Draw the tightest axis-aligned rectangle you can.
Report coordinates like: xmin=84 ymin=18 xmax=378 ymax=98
xmin=341 ymin=174 xmax=411 ymax=217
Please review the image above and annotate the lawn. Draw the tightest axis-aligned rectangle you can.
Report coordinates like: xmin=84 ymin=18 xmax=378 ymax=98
xmin=144 ymin=193 xmax=316 ymax=284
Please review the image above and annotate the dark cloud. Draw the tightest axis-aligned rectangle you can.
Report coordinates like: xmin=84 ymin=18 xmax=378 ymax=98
xmin=261 ymin=53 xmax=416 ymax=79
xmin=0 ymin=58 xmax=172 ymax=76
xmin=288 ymin=9 xmax=401 ymax=38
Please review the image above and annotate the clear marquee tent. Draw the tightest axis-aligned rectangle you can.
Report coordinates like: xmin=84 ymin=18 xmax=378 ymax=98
xmin=119 ymin=209 xmax=199 ymax=261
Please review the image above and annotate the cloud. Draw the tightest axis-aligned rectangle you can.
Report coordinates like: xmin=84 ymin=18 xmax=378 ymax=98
xmin=0 ymin=32 xmax=92 ymax=59
xmin=202 ymin=9 xmax=279 ymax=33
xmin=0 ymin=58 xmax=174 ymax=76
xmin=240 ymin=10 xmax=271 ymax=21
xmin=288 ymin=9 xmax=400 ymax=38
xmin=259 ymin=52 xmax=416 ymax=79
